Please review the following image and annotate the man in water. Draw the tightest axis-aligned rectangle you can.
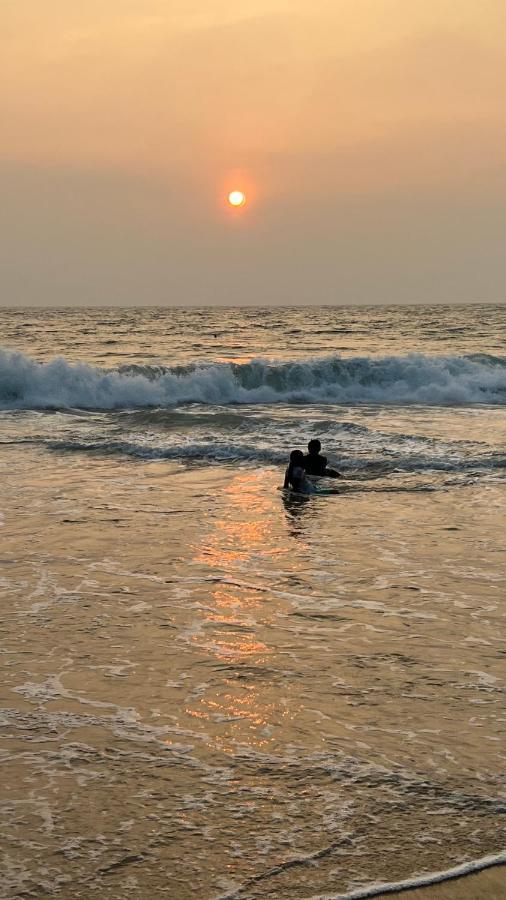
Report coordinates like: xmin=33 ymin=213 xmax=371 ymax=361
xmin=303 ymin=439 xmax=341 ymax=478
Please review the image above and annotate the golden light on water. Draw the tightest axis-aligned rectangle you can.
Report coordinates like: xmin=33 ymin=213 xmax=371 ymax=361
xmin=228 ymin=190 xmax=246 ymax=207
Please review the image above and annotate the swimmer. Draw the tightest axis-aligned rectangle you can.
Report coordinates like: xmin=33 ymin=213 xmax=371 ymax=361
xmin=283 ymin=450 xmax=317 ymax=494
xmin=303 ymin=439 xmax=341 ymax=478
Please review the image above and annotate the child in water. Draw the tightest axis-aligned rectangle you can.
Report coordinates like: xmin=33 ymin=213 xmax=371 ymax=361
xmin=284 ymin=450 xmax=317 ymax=494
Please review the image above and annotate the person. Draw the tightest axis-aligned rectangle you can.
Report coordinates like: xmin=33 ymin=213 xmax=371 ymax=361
xmin=284 ymin=450 xmax=317 ymax=494
xmin=303 ymin=439 xmax=341 ymax=478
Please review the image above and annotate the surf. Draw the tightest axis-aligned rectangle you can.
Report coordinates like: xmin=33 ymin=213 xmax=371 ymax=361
xmin=1 ymin=348 xmax=506 ymax=410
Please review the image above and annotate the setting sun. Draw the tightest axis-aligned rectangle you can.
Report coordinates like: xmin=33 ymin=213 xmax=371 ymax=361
xmin=228 ymin=190 xmax=246 ymax=208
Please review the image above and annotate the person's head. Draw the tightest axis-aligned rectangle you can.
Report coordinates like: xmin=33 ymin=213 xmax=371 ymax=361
xmin=287 ymin=449 xmax=305 ymax=488
xmin=308 ymin=439 xmax=321 ymax=456
xmin=289 ymin=449 xmax=304 ymax=467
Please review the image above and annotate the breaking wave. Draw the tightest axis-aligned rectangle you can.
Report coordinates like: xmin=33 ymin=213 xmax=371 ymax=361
xmin=1 ymin=349 xmax=506 ymax=410
xmin=19 ymin=437 xmax=505 ymax=475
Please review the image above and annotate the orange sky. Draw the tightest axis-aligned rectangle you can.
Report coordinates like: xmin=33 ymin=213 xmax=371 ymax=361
xmin=2 ymin=1 xmax=506 ymax=305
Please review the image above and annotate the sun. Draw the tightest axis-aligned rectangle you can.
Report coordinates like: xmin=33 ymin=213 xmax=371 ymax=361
xmin=228 ymin=190 xmax=246 ymax=207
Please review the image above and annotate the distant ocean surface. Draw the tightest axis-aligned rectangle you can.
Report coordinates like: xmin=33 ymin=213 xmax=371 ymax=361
xmin=1 ymin=305 xmax=505 ymax=899
xmin=1 ymin=305 xmax=506 ymax=468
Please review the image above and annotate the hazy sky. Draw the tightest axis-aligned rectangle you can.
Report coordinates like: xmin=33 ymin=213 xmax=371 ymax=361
xmin=2 ymin=0 xmax=506 ymax=306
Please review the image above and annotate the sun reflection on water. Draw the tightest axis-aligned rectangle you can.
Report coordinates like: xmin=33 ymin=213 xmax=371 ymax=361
xmin=194 ymin=472 xmax=280 ymax=568
xmin=186 ymin=471 xmax=301 ymax=750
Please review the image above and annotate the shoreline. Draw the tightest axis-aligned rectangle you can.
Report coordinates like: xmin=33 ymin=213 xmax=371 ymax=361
xmin=337 ymin=854 xmax=506 ymax=900
xmin=372 ymin=866 xmax=506 ymax=900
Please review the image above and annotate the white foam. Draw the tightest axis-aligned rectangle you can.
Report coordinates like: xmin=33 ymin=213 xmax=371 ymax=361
xmin=310 ymin=851 xmax=506 ymax=899
xmin=1 ymin=349 xmax=506 ymax=410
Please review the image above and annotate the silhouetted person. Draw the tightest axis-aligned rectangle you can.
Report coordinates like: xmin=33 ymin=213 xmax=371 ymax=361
xmin=303 ymin=439 xmax=341 ymax=478
xmin=284 ymin=449 xmax=316 ymax=494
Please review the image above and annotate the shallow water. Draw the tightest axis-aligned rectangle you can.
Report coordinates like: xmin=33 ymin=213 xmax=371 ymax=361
xmin=0 ymin=306 xmax=505 ymax=898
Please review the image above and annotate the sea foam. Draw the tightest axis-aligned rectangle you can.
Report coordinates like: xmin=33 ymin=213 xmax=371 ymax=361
xmin=1 ymin=349 xmax=505 ymax=410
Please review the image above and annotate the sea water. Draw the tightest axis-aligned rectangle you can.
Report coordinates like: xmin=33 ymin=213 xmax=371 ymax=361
xmin=0 ymin=305 xmax=505 ymax=898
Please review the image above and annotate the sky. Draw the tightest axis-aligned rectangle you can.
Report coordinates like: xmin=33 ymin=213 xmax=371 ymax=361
xmin=2 ymin=0 xmax=506 ymax=306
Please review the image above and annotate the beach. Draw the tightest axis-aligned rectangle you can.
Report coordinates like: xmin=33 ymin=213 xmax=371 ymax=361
xmin=1 ymin=305 xmax=505 ymax=898
xmin=375 ymin=865 xmax=505 ymax=899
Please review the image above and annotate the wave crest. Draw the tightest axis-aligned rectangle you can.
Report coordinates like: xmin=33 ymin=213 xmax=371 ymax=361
xmin=1 ymin=349 xmax=505 ymax=410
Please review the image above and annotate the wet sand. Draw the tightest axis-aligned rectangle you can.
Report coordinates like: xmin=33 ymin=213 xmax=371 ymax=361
xmin=374 ymin=864 xmax=506 ymax=899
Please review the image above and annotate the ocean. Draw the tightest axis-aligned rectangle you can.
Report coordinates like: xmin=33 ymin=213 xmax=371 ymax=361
xmin=0 ymin=305 xmax=505 ymax=899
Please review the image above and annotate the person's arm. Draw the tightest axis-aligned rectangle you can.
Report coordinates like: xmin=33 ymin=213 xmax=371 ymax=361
xmin=320 ymin=455 xmax=341 ymax=477
xmin=283 ymin=467 xmax=290 ymax=488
